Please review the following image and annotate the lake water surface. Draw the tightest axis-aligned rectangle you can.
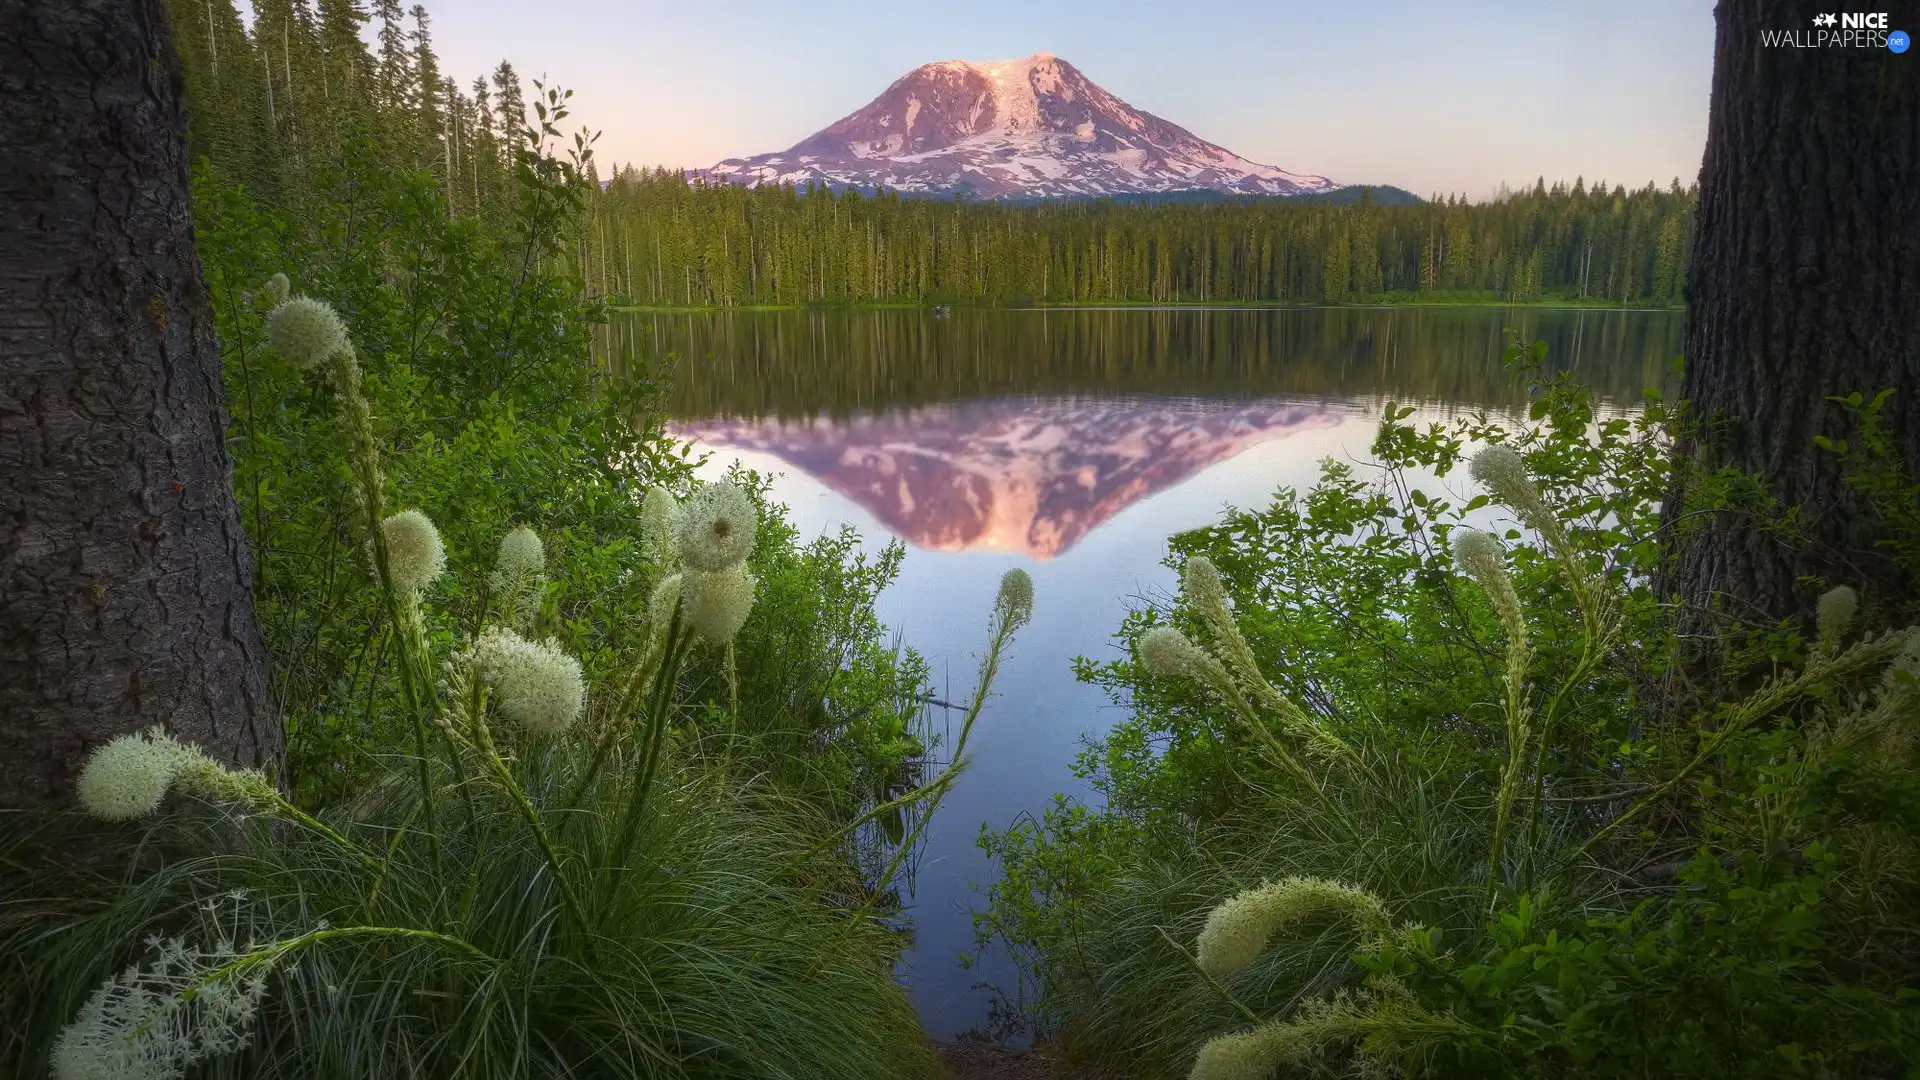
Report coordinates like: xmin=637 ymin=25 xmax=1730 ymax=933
xmin=599 ymin=306 xmax=1682 ymax=1039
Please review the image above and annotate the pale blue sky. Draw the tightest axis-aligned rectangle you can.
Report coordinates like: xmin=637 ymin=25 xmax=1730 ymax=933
xmin=409 ymin=0 xmax=1717 ymax=197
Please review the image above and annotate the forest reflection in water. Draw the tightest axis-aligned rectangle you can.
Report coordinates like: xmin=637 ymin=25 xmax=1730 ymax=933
xmin=600 ymin=305 xmax=1681 ymax=420
xmin=596 ymin=305 xmax=1681 ymax=1038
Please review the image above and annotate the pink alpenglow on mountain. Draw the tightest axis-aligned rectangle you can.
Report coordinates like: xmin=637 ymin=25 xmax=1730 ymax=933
xmin=675 ymin=399 xmax=1342 ymax=559
xmin=696 ymin=53 xmax=1336 ymax=200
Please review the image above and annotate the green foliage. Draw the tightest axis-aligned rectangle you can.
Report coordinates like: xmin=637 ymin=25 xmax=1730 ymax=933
xmin=974 ymin=341 xmax=1920 ymax=1078
xmin=1 ymin=739 xmax=940 ymax=1078
xmin=585 ymin=171 xmax=1694 ymax=308
xmin=666 ymin=471 xmax=934 ymax=824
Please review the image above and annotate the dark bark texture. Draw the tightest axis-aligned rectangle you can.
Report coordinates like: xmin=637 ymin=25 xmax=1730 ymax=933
xmin=1664 ymin=0 xmax=1920 ymax=631
xmin=0 ymin=0 xmax=279 ymax=807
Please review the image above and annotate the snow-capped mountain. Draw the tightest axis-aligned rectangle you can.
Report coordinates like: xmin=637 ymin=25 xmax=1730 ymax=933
xmin=695 ymin=53 xmax=1335 ymax=200
xmin=674 ymin=398 xmax=1340 ymax=559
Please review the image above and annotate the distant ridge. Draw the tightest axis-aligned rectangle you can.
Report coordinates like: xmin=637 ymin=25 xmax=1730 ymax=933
xmin=694 ymin=53 xmax=1341 ymax=201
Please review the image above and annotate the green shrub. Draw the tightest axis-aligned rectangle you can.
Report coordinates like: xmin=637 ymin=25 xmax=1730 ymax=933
xmin=977 ymin=338 xmax=1920 ymax=1078
xmin=1 ymin=286 xmax=1042 ymax=1079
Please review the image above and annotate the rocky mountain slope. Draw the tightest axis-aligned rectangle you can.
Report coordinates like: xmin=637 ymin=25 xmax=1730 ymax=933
xmin=696 ymin=53 xmax=1335 ymax=200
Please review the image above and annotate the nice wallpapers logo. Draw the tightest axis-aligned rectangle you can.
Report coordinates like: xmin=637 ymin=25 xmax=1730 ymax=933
xmin=1761 ymin=12 xmax=1909 ymax=50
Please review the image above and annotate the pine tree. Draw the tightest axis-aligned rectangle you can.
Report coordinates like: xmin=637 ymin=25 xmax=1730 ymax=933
xmin=411 ymin=5 xmax=444 ymax=171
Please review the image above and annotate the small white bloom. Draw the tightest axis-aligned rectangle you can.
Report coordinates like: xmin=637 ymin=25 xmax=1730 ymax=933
xmin=1816 ymin=585 xmax=1858 ymax=651
xmin=475 ymin=628 xmax=586 ymax=734
xmin=673 ymin=481 xmax=756 ymax=571
xmin=649 ymin=572 xmax=684 ymax=638
xmin=682 ymin=563 xmax=757 ymax=645
xmin=996 ymin=568 xmax=1034 ymax=630
xmin=75 ymin=728 xmax=205 ymax=821
xmin=378 ymin=510 xmax=446 ymax=595
xmin=260 ymin=272 xmax=290 ymax=306
xmin=1182 ymin=556 xmax=1230 ymax=615
xmin=1195 ymin=877 xmax=1390 ymax=977
xmin=1468 ymin=444 xmax=1553 ymax=533
xmin=1137 ymin=626 xmax=1203 ymax=679
xmin=1451 ymin=528 xmax=1526 ymax=642
xmin=489 ymin=526 xmax=546 ymax=629
xmin=51 ymin=930 xmax=270 ymax=1080
xmin=263 ymin=296 xmax=350 ymax=368
xmin=493 ymin=526 xmax=545 ymax=580
xmin=641 ymin=486 xmax=682 ymax=560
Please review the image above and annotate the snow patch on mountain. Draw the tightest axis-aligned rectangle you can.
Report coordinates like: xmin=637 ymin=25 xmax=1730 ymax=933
xmin=695 ymin=53 xmax=1334 ymax=200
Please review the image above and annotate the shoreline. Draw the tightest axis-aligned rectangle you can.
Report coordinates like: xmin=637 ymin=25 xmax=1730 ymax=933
xmin=609 ymin=299 xmax=1683 ymax=315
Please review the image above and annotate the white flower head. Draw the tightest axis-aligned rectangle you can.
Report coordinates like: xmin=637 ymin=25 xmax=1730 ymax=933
xmin=378 ymin=510 xmax=446 ymax=595
xmin=673 ymin=481 xmax=756 ymax=571
xmin=475 ymin=628 xmax=585 ymax=734
xmin=1138 ymin=626 xmax=1204 ymax=679
xmin=1195 ymin=876 xmax=1390 ymax=978
xmin=1468 ymin=443 xmax=1555 ymax=532
xmin=641 ymin=486 xmax=682 ymax=560
xmin=260 ymin=272 xmax=290 ymax=306
xmin=1451 ymin=528 xmax=1526 ymax=642
xmin=51 ymin=929 xmax=270 ymax=1080
xmin=1189 ymin=1024 xmax=1295 ymax=1080
xmin=996 ymin=568 xmax=1034 ymax=631
xmin=682 ymin=563 xmax=757 ymax=645
xmin=264 ymin=296 xmax=350 ymax=368
xmin=489 ymin=526 xmax=546 ymax=630
xmin=75 ymin=728 xmax=207 ymax=821
xmin=649 ymin=572 xmax=684 ymax=639
xmin=1816 ymin=585 xmax=1858 ymax=651
xmin=494 ymin=526 xmax=545 ymax=580
xmin=1181 ymin=555 xmax=1230 ymax=615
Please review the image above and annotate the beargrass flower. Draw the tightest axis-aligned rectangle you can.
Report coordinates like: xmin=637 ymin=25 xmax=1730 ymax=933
xmin=74 ymin=728 xmax=205 ymax=821
xmin=641 ymin=486 xmax=681 ymax=559
xmin=1468 ymin=445 xmax=1548 ymax=528
xmin=1817 ymin=585 xmax=1858 ymax=652
xmin=1138 ymin=626 xmax=1204 ymax=679
xmin=493 ymin=526 xmax=545 ymax=580
xmin=1451 ymin=528 xmax=1526 ymax=644
xmin=1182 ymin=555 xmax=1230 ymax=617
xmin=1189 ymin=1022 xmax=1299 ymax=1080
xmin=173 ymin=759 xmax=279 ymax=808
xmin=996 ymin=568 xmax=1034 ymax=631
xmin=1195 ymin=876 xmax=1390 ymax=977
xmin=649 ymin=572 xmax=684 ymax=638
xmin=682 ymin=563 xmax=757 ymax=645
xmin=52 ymin=932 xmax=269 ymax=1080
xmin=673 ymin=481 xmax=756 ymax=571
xmin=489 ymin=526 xmax=546 ymax=629
xmin=260 ymin=272 xmax=290 ymax=306
xmin=264 ymin=296 xmax=350 ymax=368
xmin=378 ymin=509 xmax=446 ymax=595
xmin=475 ymin=628 xmax=586 ymax=734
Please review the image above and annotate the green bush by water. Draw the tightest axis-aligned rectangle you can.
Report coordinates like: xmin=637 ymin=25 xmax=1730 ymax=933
xmin=976 ymin=338 xmax=1920 ymax=1078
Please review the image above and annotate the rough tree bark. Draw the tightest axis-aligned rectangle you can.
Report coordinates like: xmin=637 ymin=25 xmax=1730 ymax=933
xmin=1664 ymin=0 xmax=1920 ymax=630
xmin=0 ymin=0 xmax=280 ymax=808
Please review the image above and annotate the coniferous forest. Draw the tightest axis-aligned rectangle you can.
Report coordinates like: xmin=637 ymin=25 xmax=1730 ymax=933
xmin=160 ymin=0 xmax=1694 ymax=311
xmin=585 ymin=170 xmax=1694 ymax=307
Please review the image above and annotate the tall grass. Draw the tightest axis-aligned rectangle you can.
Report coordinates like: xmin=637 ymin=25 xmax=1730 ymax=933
xmin=3 ymin=745 xmax=941 ymax=1078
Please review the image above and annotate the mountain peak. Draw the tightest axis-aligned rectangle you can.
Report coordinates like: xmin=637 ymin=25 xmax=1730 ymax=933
xmin=697 ymin=54 xmax=1334 ymax=200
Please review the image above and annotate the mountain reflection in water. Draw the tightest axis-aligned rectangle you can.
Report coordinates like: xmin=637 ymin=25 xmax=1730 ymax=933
xmin=673 ymin=397 xmax=1342 ymax=559
xmin=603 ymin=306 xmax=1684 ymax=1039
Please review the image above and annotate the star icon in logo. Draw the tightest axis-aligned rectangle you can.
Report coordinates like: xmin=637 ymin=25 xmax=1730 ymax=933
xmin=1812 ymin=12 xmax=1838 ymax=26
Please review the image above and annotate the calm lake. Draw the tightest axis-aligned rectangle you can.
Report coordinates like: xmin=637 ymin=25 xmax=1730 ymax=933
xmin=599 ymin=305 xmax=1683 ymax=1039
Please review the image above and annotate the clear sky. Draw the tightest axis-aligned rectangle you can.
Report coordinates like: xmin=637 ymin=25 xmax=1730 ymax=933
xmin=409 ymin=0 xmax=1717 ymax=198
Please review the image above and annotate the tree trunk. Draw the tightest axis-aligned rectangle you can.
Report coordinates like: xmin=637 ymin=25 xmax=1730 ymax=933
xmin=0 ymin=0 xmax=280 ymax=808
xmin=1664 ymin=0 xmax=1920 ymax=630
